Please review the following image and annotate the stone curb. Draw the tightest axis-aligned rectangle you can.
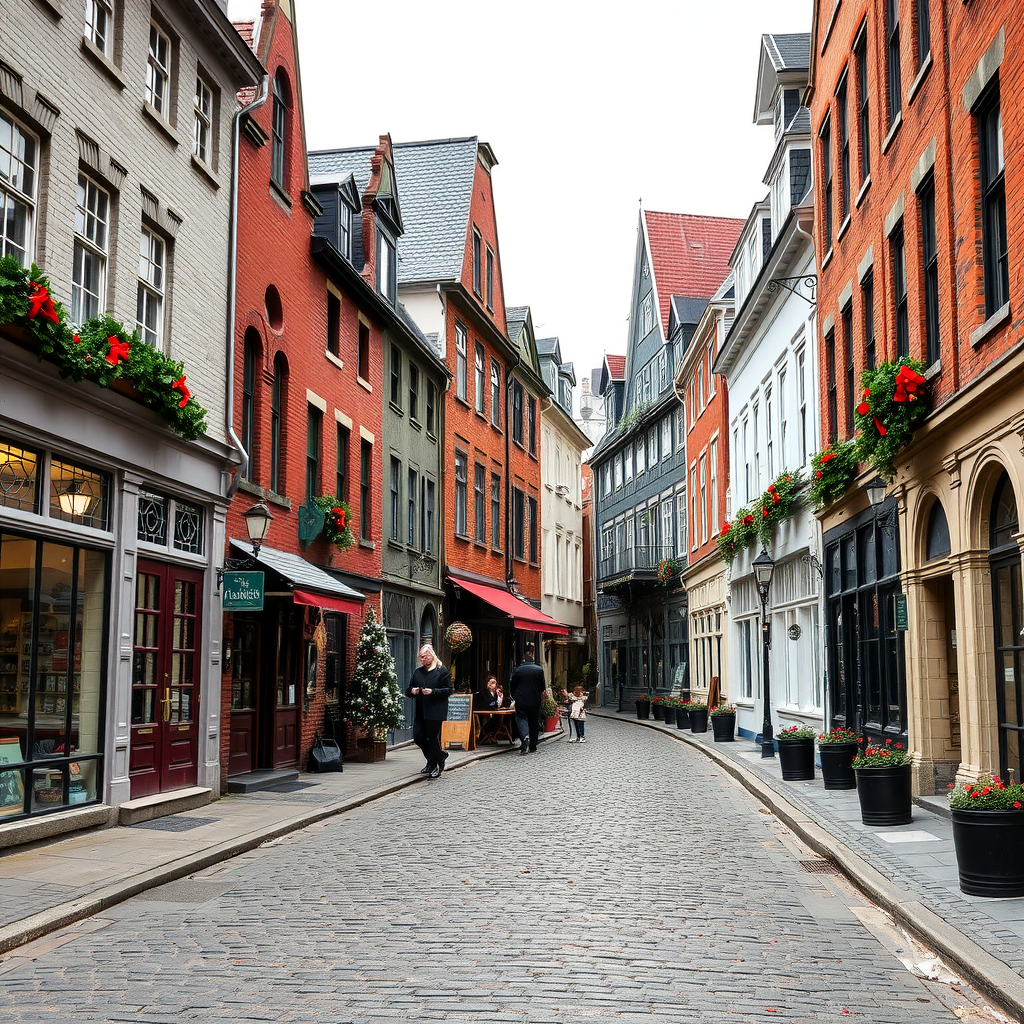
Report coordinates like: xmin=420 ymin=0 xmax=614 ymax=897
xmin=593 ymin=709 xmax=1024 ymax=1021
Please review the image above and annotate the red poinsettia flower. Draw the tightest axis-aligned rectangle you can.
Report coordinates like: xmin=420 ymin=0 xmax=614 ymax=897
xmin=722 ymin=522 xmax=731 ymax=534
xmin=772 ymin=493 xmax=780 ymax=504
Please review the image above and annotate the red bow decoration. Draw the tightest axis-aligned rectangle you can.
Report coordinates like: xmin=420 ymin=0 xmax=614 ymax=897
xmin=893 ymin=366 xmax=926 ymax=403
xmin=331 ymin=506 xmax=347 ymax=530
xmin=874 ymin=416 xmax=887 ymax=437
xmin=105 ymin=336 xmax=130 ymax=366
xmin=171 ymin=375 xmax=191 ymax=408
xmin=27 ymin=282 xmax=59 ymax=324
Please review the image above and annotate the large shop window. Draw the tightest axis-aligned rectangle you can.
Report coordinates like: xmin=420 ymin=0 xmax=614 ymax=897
xmin=0 ymin=534 xmax=107 ymax=817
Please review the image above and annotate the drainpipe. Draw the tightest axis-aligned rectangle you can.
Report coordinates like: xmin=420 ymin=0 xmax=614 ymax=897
xmin=225 ymin=75 xmax=270 ymax=499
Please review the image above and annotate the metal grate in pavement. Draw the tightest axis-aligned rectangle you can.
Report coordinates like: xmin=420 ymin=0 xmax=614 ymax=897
xmin=800 ymin=859 xmax=840 ymax=874
xmin=131 ymin=815 xmax=218 ymax=832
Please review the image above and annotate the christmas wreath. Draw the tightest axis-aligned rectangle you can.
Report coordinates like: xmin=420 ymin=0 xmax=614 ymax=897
xmin=445 ymin=620 xmax=473 ymax=654
xmin=312 ymin=494 xmax=354 ymax=551
xmin=0 ymin=255 xmax=208 ymax=439
xmin=657 ymin=557 xmax=680 ymax=585
xmin=854 ymin=358 xmax=929 ymax=481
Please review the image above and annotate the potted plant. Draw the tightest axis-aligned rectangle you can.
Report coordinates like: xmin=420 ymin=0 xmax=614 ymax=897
xmin=687 ymin=701 xmax=709 ymax=734
xmin=852 ymin=739 xmax=912 ymax=825
xmin=635 ymin=693 xmax=651 ymax=720
xmin=348 ymin=608 xmax=405 ymax=762
xmin=948 ymin=775 xmax=1024 ymax=897
xmin=539 ymin=691 xmax=559 ymax=734
xmin=710 ymin=704 xmax=736 ymax=742
xmin=651 ymin=694 xmax=666 ymax=721
xmin=817 ymin=727 xmax=859 ymax=790
xmin=776 ymin=725 xmax=816 ymax=781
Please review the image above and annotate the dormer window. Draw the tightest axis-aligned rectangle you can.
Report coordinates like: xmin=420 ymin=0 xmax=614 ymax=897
xmin=377 ymin=229 xmax=396 ymax=304
xmin=338 ymin=198 xmax=351 ymax=260
xmin=271 ymin=70 xmax=290 ymax=189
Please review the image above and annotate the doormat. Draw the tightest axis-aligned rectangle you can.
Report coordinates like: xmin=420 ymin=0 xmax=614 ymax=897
xmin=131 ymin=816 xmax=218 ymax=832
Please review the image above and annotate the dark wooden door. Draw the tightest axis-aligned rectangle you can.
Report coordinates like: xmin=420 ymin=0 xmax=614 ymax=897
xmin=229 ymin=617 xmax=259 ymax=776
xmin=271 ymin=605 xmax=298 ymax=768
xmin=130 ymin=561 xmax=202 ymax=798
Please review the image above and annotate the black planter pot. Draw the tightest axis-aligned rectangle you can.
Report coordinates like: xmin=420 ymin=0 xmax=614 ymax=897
xmin=675 ymin=706 xmax=690 ymax=729
xmin=855 ymin=763 xmax=912 ymax=825
xmin=689 ymin=708 xmax=709 ymax=733
xmin=652 ymin=703 xmax=665 ymax=721
xmin=710 ymin=714 xmax=735 ymax=742
xmin=777 ymin=738 xmax=815 ymax=781
xmin=818 ymin=742 xmax=858 ymax=790
xmin=635 ymin=700 xmax=651 ymax=720
xmin=951 ymin=808 xmax=1024 ymax=897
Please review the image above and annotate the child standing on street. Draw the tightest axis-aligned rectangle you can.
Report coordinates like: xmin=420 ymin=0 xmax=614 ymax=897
xmin=567 ymin=685 xmax=588 ymax=743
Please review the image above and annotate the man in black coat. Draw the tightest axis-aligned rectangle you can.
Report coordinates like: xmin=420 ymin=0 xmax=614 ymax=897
xmin=509 ymin=644 xmax=546 ymax=755
xmin=405 ymin=644 xmax=452 ymax=778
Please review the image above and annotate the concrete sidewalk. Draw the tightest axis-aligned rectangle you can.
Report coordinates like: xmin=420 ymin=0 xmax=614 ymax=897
xmin=591 ymin=708 xmax=1024 ymax=1021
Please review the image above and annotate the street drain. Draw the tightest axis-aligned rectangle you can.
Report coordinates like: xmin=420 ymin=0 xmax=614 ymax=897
xmin=799 ymin=859 xmax=840 ymax=874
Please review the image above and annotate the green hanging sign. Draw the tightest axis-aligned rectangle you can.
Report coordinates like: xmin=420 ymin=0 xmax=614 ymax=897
xmin=894 ymin=593 xmax=908 ymax=632
xmin=298 ymin=498 xmax=324 ymax=549
xmin=222 ymin=571 xmax=264 ymax=611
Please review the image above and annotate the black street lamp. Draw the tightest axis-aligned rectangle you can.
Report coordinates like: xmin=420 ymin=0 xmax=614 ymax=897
xmin=752 ymin=547 xmax=776 ymax=759
xmin=242 ymin=501 xmax=274 ymax=558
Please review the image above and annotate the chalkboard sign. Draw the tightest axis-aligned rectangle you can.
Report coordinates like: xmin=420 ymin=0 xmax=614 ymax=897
xmin=442 ymin=693 xmax=473 ymax=751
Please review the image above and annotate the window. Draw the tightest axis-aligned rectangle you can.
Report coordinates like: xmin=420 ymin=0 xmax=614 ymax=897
xmin=709 ymin=440 xmax=718 ymax=537
xmin=513 ymin=488 xmax=525 ymax=559
xmin=358 ymin=321 xmax=370 ymax=381
xmin=917 ymin=0 xmax=931 ymax=70
xmin=661 ymin=416 xmax=671 ymax=460
xmin=193 ymin=74 xmax=213 ymax=165
xmin=0 ymin=112 xmax=36 ymax=266
xmin=613 ymin=454 xmax=622 ymax=490
xmin=690 ymin=466 xmax=698 ymax=551
xmin=241 ymin=333 xmax=257 ymax=482
xmin=426 ymin=381 xmax=437 ymax=436
xmin=490 ymin=360 xmax=501 ymax=426
xmin=677 ymin=491 xmax=687 ymax=555
xmin=390 ymin=344 xmax=402 ymax=408
xmin=486 ymin=246 xmax=494 ymax=311
xmin=408 ymin=468 xmax=418 ymax=547
xmin=336 ymin=424 xmax=349 ymax=501
xmin=528 ymin=495 xmax=538 ymax=563
xmin=838 ymin=74 xmax=850 ymax=222
xmin=641 ymin=294 xmax=653 ymax=336
xmin=919 ymin=175 xmax=940 ymax=366
xmin=796 ymin=349 xmax=807 ymax=466
xmin=842 ymin=304 xmax=854 ymax=437
xmin=697 ymin=362 xmax=705 ymax=410
xmin=512 ymin=380 xmax=524 ymax=445
xmin=528 ymin=396 xmax=537 ymax=455
xmin=676 ymin=406 xmax=685 ymax=449
xmin=85 ymin=0 xmax=113 ymax=56
xmin=475 ymin=343 xmax=485 ymax=414
xmin=270 ymin=356 xmax=285 ymax=493
xmin=472 ymin=228 xmax=482 ymax=296
xmin=491 ymin=473 xmax=501 ymax=549
xmin=978 ymin=85 xmax=1008 ymax=317
xmin=707 ymin=342 xmax=716 ymax=395
xmin=742 ymin=418 xmax=751 ymax=501
xmin=271 ymin=71 xmax=288 ymax=187
xmin=474 ymin=463 xmax=485 ymax=541
xmin=136 ymin=227 xmax=165 ymax=347
xmin=338 ymin=201 xmax=351 ymax=260
xmin=454 ymin=451 xmax=467 ymax=536
xmin=306 ymin=405 xmax=321 ymax=499
xmin=662 ymin=500 xmax=674 ymax=553
xmin=359 ymin=439 xmax=372 ymax=541
xmin=389 ymin=457 xmax=401 ymax=541
xmin=424 ymin=479 xmax=435 ymax=553
xmin=146 ymin=23 xmax=171 ymax=118
xmin=892 ymin=224 xmax=909 ymax=358
xmin=885 ymin=0 xmax=902 ymax=125
xmin=820 ymin=116 xmax=833 ymax=250
xmin=862 ymin=272 xmax=876 ymax=369
xmin=636 ymin=437 xmax=645 ymax=475
xmin=72 ymin=174 xmax=109 ymax=324
xmin=647 ymin=427 xmax=657 ymax=466
xmin=624 ymin=444 xmax=633 ymax=482
xmin=455 ymin=322 xmax=468 ymax=401
xmin=699 ymin=455 xmax=708 ymax=544
xmin=825 ymin=328 xmax=838 ymax=443
xmin=377 ymin=231 xmax=396 ymax=303
xmin=409 ymin=363 xmax=419 ymax=422
xmin=855 ymin=28 xmax=870 ymax=185
xmin=327 ymin=292 xmax=340 ymax=357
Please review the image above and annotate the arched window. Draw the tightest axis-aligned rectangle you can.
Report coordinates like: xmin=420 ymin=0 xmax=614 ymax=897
xmin=271 ymin=70 xmax=290 ymax=188
xmin=420 ymin=606 xmax=436 ymax=648
xmin=991 ymin=472 xmax=1019 ymax=551
xmin=271 ymin=353 xmax=287 ymax=494
xmin=925 ymin=499 xmax=950 ymax=561
xmin=241 ymin=329 xmax=259 ymax=482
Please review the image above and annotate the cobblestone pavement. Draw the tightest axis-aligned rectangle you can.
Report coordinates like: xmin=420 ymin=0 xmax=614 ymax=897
xmin=0 ymin=721 xmax=1006 ymax=1023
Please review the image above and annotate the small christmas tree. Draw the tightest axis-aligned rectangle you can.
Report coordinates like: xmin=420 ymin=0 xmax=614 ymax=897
xmin=348 ymin=607 xmax=404 ymax=736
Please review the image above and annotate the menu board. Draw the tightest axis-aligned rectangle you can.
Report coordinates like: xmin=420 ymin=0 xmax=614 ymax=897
xmin=441 ymin=693 xmax=473 ymax=751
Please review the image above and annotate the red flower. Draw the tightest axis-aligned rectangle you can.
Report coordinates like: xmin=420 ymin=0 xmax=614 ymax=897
xmin=762 ymin=507 xmax=769 ymax=518
xmin=105 ymin=336 xmax=130 ymax=366
xmin=862 ymin=388 xmax=871 ymax=399
xmin=856 ymin=401 xmax=870 ymax=416
xmin=971 ymin=791 xmax=980 ymax=799
xmin=73 ymin=333 xmax=81 ymax=344
xmin=820 ymin=452 xmax=836 ymax=464
xmin=768 ymin=484 xmax=776 ymax=493
xmin=816 ymin=470 xmax=823 ymax=479
xmin=1015 ymin=802 xmax=1022 ymax=809
xmin=171 ymin=375 xmax=190 ymax=408
xmin=27 ymin=282 xmax=59 ymax=323
xmin=772 ymin=493 xmax=780 ymax=504
xmin=873 ymin=416 xmax=887 ymax=437
xmin=743 ymin=514 xmax=754 ymax=525
xmin=722 ymin=522 xmax=731 ymax=534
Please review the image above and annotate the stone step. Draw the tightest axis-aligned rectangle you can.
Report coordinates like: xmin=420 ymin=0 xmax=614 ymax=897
xmin=226 ymin=769 xmax=300 ymax=794
xmin=118 ymin=786 xmax=213 ymax=826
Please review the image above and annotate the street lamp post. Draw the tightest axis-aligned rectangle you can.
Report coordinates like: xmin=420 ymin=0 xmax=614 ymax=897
xmin=752 ymin=547 xmax=776 ymax=759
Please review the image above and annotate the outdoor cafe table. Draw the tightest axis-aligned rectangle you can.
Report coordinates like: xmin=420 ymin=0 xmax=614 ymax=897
xmin=473 ymin=709 xmax=518 ymax=746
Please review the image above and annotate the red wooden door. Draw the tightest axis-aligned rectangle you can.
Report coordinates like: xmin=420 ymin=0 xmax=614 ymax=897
xmin=130 ymin=561 xmax=202 ymax=798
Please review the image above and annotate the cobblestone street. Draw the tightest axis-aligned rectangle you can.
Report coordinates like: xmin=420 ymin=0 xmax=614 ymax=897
xmin=0 ymin=720 xmax=1005 ymax=1022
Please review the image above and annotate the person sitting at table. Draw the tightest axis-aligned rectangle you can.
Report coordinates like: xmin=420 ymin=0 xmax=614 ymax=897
xmin=474 ymin=674 xmax=516 ymax=744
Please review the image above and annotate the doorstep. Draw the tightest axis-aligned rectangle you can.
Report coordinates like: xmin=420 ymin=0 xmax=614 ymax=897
xmin=118 ymin=786 xmax=213 ymax=826
xmin=0 ymin=804 xmax=116 ymax=851
xmin=225 ymin=769 xmax=299 ymax=795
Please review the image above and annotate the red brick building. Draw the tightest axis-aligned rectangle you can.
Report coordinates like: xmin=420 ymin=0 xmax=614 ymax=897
xmin=809 ymin=1 xmax=1024 ymax=791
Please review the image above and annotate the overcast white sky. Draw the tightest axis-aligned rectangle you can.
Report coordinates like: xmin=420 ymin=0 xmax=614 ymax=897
xmin=228 ymin=0 xmax=812 ymax=397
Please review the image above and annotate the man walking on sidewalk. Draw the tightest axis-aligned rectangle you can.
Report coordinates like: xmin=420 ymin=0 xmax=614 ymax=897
xmin=509 ymin=644 xmax=546 ymax=755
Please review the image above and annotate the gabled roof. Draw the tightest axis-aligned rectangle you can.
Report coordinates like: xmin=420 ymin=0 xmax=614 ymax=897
xmin=762 ymin=32 xmax=810 ymax=72
xmin=669 ymin=295 xmax=711 ymax=331
xmin=506 ymin=305 xmax=530 ymax=340
xmin=309 ymin=145 xmax=374 ymax=194
xmin=643 ymin=212 xmax=744 ymax=337
xmin=536 ymin=337 xmax=560 ymax=359
xmin=605 ymin=354 xmax=626 ymax=380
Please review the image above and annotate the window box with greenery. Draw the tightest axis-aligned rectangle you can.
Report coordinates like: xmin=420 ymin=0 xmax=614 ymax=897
xmin=312 ymin=495 xmax=354 ymax=552
xmin=949 ymin=775 xmax=1024 ymax=897
xmin=854 ymin=359 xmax=929 ymax=481
xmin=776 ymin=724 xmax=816 ymax=781
xmin=809 ymin=441 xmax=859 ymax=509
xmin=718 ymin=471 xmax=803 ymax=565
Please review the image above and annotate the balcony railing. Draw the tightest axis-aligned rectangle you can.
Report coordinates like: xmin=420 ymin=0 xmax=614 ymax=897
xmin=598 ymin=544 xmax=677 ymax=582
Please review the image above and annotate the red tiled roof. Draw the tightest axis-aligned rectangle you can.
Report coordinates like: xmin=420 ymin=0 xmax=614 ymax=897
xmin=605 ymin=354 xmax=626 ymax=380
xmin=643 ymin=211 xmax=744 ymax=337
xmin=233 ymin=20 xmax=255 ymax=49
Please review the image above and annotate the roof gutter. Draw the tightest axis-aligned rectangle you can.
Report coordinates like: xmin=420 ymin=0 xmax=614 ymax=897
xmin=225 ymin=76 xmax=270 ymax=499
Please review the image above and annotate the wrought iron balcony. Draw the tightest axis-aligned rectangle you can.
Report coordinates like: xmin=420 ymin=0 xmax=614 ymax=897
xmin=598 ymin=544 xmax=678 ymax=587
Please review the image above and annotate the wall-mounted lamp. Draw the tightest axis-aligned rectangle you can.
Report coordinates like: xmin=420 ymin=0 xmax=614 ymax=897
xmin=58 ymin=479 xmax=92 ymax=517
xmin=866 ymin=478 xmax=888 ymax=507
xmin=242 ymin=501 xmax=274 ymax=557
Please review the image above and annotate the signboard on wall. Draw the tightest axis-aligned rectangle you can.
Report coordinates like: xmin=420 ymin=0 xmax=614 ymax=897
xmin=894 ymin=593 xmax=909 ymax=632
xmin=222 ymin=572 xmax=264 ymax=611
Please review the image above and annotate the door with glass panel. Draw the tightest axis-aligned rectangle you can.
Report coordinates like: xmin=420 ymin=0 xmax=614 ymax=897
xmin=229 ymin=616 xmax=259 ymax=776
xmin=130 ymin=561 xmax=202 ymax=797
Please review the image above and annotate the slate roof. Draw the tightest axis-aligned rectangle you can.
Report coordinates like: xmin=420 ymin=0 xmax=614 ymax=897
xmin=787 ymin=107 xmax=811 ymax=135
xmin=606 ymin=354 xmax=626 ymax=380
xmin=308 ymin=145 xmax=374 ymax=194
xmin=506 ymin=305 xmax=529 ymax=339
xmin=763 ymin=32 xmax=810 ymax=72
xmin=670 ymin=295 xmax=711 ymax=328
xmin=644 ymin=212 xmax=744 ymax=338
xmin=536 ymin=337 xmax=558 ymax=356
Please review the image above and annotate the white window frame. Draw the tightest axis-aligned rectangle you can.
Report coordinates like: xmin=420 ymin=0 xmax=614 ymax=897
xmin=474 ymin=343 xmax=485 ymax=415
xmin=709 ymin=439 xmax=718 ymax=538
xmin=136 ymin=225 xmax=165 ymax=348
xmin=455 ymin=322 xmax=467 ymax=400
xmin=797 ymin=346 xmax=808 ymax=466
xmin=490 ymin=359 xmax=501 ymax=426
xmin=146 ymin=22 xmax=171 ymax=118
xmin=699 ymin=454 xmax=708 ymax=544
xmin=0 ymin=111 xmax=37 ymax=266
xmin=636 ymin=438 xmax=646 ymax=475
xmin=85 ymin=0 xmax=113 ymax=57
xmin=193 ymin=74 xmax=213 ymax=165
xmin=660 ymin=416 xmax=671 ymax=460
xmin=778 ymin=364 xmax=789 ymax=467
xmin=72 ymin=173 xmax=110 ymax=325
